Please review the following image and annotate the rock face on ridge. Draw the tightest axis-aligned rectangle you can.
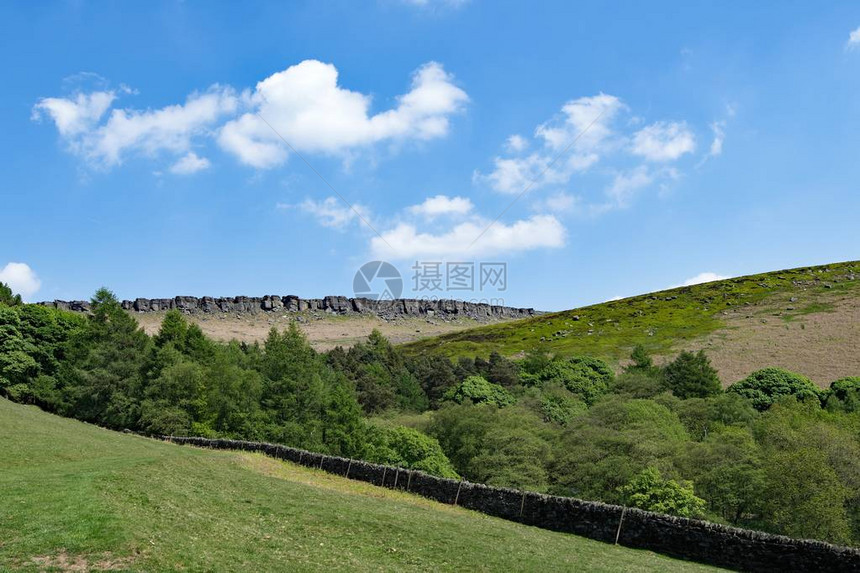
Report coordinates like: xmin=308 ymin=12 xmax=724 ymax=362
xmin=39 ymin=295 xmax=538 ymax=320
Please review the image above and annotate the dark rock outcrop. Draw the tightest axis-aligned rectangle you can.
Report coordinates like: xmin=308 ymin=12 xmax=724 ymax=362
xmin=38 ymin=295 xmax=538 ymax=320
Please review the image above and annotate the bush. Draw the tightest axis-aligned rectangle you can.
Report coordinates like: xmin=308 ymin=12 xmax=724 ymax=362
xmin=662 ymin=350 xmax=721 ymax=399
xmin=728 ymin=367 xmax=820 ymax=411
xmin=618 ymin=467 xmax=706 ymax=518
xmin=367 ymin=425 xmax=458 ymax=478
xmin=519 ymin=355 xmax=613 ymax=405
xmin=444 ymin=375 xmax=515 ymax=407
xmin=822 ymin=377 xmax=860 ymax=412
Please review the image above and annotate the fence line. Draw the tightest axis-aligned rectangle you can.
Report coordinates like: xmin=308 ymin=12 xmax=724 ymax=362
xmin=165 ymin=436 xmax=860 ymax=572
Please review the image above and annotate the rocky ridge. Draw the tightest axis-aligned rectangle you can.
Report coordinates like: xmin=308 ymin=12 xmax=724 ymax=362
xmin=39 ymin=295 xmax=538 ymax=321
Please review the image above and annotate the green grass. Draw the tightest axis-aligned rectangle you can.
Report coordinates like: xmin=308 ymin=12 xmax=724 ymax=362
xmin=0 ymin=398 xmax=720 ymax=571
xmin=403 ymin=261 xmax=860 ymax=363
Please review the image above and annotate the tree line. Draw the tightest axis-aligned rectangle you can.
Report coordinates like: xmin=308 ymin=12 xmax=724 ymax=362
xmin=2 ymin=284 xmax=860 ymax=545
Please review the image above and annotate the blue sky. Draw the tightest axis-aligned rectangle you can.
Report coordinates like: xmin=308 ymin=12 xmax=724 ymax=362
xmin=2 ymin=1 xmax=860 ymax=311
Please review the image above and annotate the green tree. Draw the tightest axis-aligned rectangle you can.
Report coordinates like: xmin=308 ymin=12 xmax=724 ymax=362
xmin=662 ymin=350 xmax=721 ymax=399
xmin=59 ymin=288 xmax=150 ymax=429
xmin=550 ymin=397 xmax=690 ymax=502
xmin=444 ymin=375 xmax=515 ymax=407
xmin=367 ymin=425 xmax=458 ymax=478
xmin=680 ymin=426 xmax=765 ymax=523
xmin=0 ymin=282 xmax=22 ymax=306
xmin=625 ymin=344 xmax=659 ymax=377
xmin=519 ymin=354 xmax=613 ymax=405
xmin=822 ymin=377 xmax=860 ymax=413
xmin=728 ymin=367 xmax=820 ymax=411
xmin=618 ymin=467 xmax=705 ymax=518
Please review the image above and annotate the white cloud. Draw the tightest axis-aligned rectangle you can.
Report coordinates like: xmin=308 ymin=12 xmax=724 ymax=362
xmin=532 ymin=191 xmax=579 ymax=213
xmin=708 ymin=121 xmax=725 ymax=157
xmin=36 ymin=60 xmax=467 ymax=173
xmin=370 ymin=214 xmax=565 ymax=259
xmin=605 ymin=166 xmax=654 ymax=209
xmin=506 ymin=134 xmax=527 ymax=152
xmin=288 ymin=197 xmax=371 ymax=229
xmin=631 ymin=121 xmax=696 ymax=161
xmin=674 ymin=272 xmax=730 ymax=288
xmin=848 ymin=26 xmax=860 ymax=49
xmin=218 ymin=60 xmax=468 ymax=168
xmin=536 ymin=93 xmax=625 ymax=152
xmin=408 ymin=194 xmax=473 ymax=218
xmin=169 ymin=152 xmax=211 ymax=175
xmin=475 ymin=94 xmax=624 ymax=195
xmin=476 ymin=94 xmax=702 ymax=209
xmin=34 ymin=86 xmax=238 ymax=168
xmin=0 ymin=262 xmax=42 ymax=301
xmin=32 ymin=91 xmax=115 ymax=136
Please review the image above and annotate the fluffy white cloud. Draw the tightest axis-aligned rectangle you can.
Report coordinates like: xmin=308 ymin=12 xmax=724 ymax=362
xmin=631 ymin=121 xmax=696 ymax=161
xmin=408 ymin=195 xmax=473 ymax=218
xmin=0 ymin=262 xmax=42 ymax=301
xmin=34 ymin=86 xmax=238 ymax=168
xmin=286 ymin=197 xmax=371 ymax=229
xmin=476 ymin=94 xmax=622 ymax=195
xmin=476 ymin=94 xmax=700 ymax=206
xmin=848 ymin=26 xmax=860 ymax=49
xmin=32 ymin=91 xmax=115 ymax=136
xmin=675 ymin=272 xmax=730 ymax=287
xmin=370 ymin=214 xmax=565 ymax=259
xmin=535 ymin=93 xmax=625 ymax=152
xmin=35 ymin=60 xmax=467 ymax=172
xmin=169 ymin=152 xmax=211 ymax=175
xmin=505 ymin=134 xmax=527 ymax=152
xmin=218 ymin=60 xmax=468 ymax=168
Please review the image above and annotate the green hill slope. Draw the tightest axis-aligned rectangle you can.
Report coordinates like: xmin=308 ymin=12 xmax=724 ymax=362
xmin=0 ymin=398 xmax=718 ymax=572
xmin=403 ymin=261 xmax=860 ymax=385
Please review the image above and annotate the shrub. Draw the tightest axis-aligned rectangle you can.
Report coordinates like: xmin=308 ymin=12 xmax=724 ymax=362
xmin=728 ymin=367 xmax=820 ymax=411
xmin=444 ymin=375 xmax=515 ymax=407
xmin=618 ymin=466 xmax=706 ymax=518
xmin=662 ymin=350 xmax=721 ymax=399
xmin=367 ymin=425 xmax=458 ymax=478
xmin=822 ymin=377 xmax=860 ymax=412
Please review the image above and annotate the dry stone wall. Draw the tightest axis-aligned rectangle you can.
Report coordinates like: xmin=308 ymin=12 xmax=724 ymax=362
xmin=166 ymin=436 xmax=860 ymax=572
xmin=39 ymin=295 xmax=536 ymax=320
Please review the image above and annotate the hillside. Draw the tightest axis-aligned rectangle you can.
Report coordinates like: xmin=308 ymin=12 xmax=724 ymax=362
xmin=0 ymin=398 xmax=718 ymax=572
xmin=403 ymin=261 xmax=860 ymax=386
xmin=131 ymin=311 xmax=511 ymax=352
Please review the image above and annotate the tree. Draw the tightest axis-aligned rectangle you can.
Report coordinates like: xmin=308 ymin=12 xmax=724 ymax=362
xmin=618 ymin=467 xmax=705 ymax=518
xmin=550 ymin=397 xmax=690 ymax=502
xmin=444 ymin=375 xmax=515 ymax=407
xmin=367 ymin=425 xmax=458 ymax=478
xmin=662 ymin=350 xmax=721 ymax=399
xmin=408 ymin=354 xmax=457 ymax=408
xmin=59 ymin=288 xmax=150 ymax=429
xmin=822 ymin=377 xmax=860 ymax=413
xmin=680 ymin=426 xmax=765 ymax=523
xmin=538 ymin=383 xmax=587 ymax=425
xmin=519 ymin=354 xmax=613 ymax=405
xmin=727 ymin=367 xmax=820 ymax=411
xmin=427 ymin=403 xmax=557 ymax=491
xmin=625 ymin=344 xmax=658 ymax=377
xmin=0 ymin=282 xmax=22 ymax=306
xmin=761 ymin=448 xmax=851 ymax=544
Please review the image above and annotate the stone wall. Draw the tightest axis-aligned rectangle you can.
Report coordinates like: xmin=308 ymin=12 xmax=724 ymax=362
xmin=38 ymin=295 xmax=536 ymax=320
xmin=165 ymin=436 xmax=860 ymax=572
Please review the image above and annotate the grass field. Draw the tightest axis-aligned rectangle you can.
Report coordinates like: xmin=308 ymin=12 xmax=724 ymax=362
xmin=402 ymin=261 xmax=860 ymax=385
xmin=0 ymin=398 xmax=719 ymax=571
